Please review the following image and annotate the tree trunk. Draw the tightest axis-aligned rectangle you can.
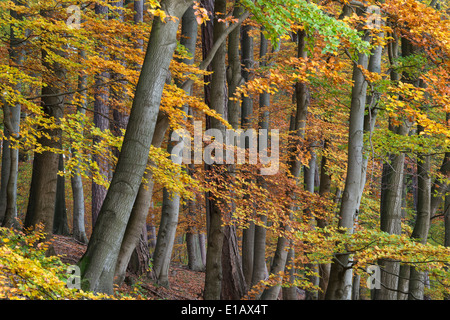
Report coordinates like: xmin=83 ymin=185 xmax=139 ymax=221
xmin=53 ymin=153 xmax=70 ymax=235
xmin=260 ymin=29 xmax=308 ymax=301
xmin=239 ymin=12 xmax=255 ymax=291
xmin=78 ymin=0 xmax=193 ymax=294
xmin=114 ymin=112 xmax=168 ymax=286
xmin=325 ymin=30 xmax=370 ymax=300
xmin=92 ymin=3 xmax=110 ymax=227
xmin=445 ymin=194 xmax=450 ymax=247
xmin=430 ymin=149 xmax=449 ymax=217
xmin=145 ymin=4 xmax=198 ymax=288
xmin=181 ymin=6 xmax=204 ymax=273
xmin=71 ymin=49 xmax=88 ymax=244
xmin=203 ymin=0 xmax=228 ymax=300
xmin=408 ymin=134 xmax=431 ymax=300
xmin=2 ymin=2 xmax=23 ymax=229
xmin=0 ymin=138 xmax=11 ymax=225
xmin=110 ymin=1 xmax=129 ymax=159
xmin=153 ymin=185 xmax=182 ymax=287
xmin=24 ymin=33 xmax=65 ymax=235
xmin=250 ymin=30 xmax=270 ymax=298
xmin=317 ymin=140 xmax=332 ymax=299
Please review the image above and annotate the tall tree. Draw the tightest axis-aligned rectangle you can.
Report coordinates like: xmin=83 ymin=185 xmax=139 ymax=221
xmin=2 ymin=0 xmax=24 ymax=228
xmin=152 ymin=5 xmax=199 ymax=287
xmin=260 ymin=28 xmax=309 ymax=300
xmin=325 ymin=12 xmax=371 ymax=299
xmin=203 ymin=0 xmax=228 ymax=300
xmin=71 ymin=49 xmax=89 ymax=244
xmin=24 ymin=6 xmax=66 ymax=235
xmin=92 ymin=3 xmax=110 ymax=227
xmin=78 ymin=0 xmax=194 ymax=294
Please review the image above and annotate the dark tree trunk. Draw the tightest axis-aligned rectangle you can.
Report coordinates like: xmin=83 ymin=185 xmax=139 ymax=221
xmin=24 ymin=37 xmax=65 ymax=235
xmin=203 ymin=0 xmax=228 ymax=300
xmin=53 ymin=153 xmax=70 ymax=235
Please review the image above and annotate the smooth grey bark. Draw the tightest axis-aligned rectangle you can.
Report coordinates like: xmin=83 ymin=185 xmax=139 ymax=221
xmin=304 ymin=148 xmax=319 ymax=300
xmin=2 ymin=2 xmax=23 ymax=228
xmin=261 ymin=29 xmax=309 ymax=300
xmin=92 ymin=3 xmax=110 ymax=227
xmin=250 ymin=30 xmax=270 ymax=297
xmin=283 ymin=247 xmax=298 ymax=300
xmin=123 ymin=4 xmax=198 ymax=288
xmin=408 ymin=126 xmax=431 ymax=300
xmin=114 ymin=1 xmax=247 ymax=287
xmin=240 ymin=21 xmax=253 ymax=129
xmin=71 ymin=50 xmax=88 ymax=244
xmin=179 ymin=6 xmax=204 ymax=273
xmin=373 ymin=31 xmax=409 ymax=300
xmin=113 ymin=110 xmax=168 ymax=286
xmin=430 ymin=150 xmax=449 ymax=217
xmin=225 ymin=6 xmax=251 ymax=293
xmin=113 ymin=0 xmax=153 ymax=287
xmin=325 ymin=30 xmax=371 ymax=300
xmin=153 ymin=185 xmax=182 ymax=287
xmin=397 ymin=264 xmax=410 ymax=300
xmin=78 ymin=0 xmax=193 ymax=294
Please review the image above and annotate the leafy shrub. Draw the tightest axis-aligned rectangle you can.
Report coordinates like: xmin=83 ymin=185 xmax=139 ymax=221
xmin=0 ymin=224 xmax=112 ymax=300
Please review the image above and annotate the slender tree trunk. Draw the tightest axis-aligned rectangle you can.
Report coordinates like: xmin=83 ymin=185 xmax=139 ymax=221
xmin=153 ymin=185 xmax=182 ymax=287
xmin=445 ymin=194 xmax=450 ymax=248
xmin=408 ymin=127 xmax=431 ymax=300
xmin=180 ymin=6 xmax=204 ymax=273
xmin=71 ymin=49 xmax=88 ymax=244
xmin=78 ymin=0 xmax=193 ymax=294
xmin=239 ymin=10 xmax=255 ymax=291
xmin=226 ymin=5 xmax=244 ymax=130
xmin=325 ymin=29 xmax=371 ymax=300
xmin=110 ymin=1 xmax=129 ymax=158
xmin=92 ymin=3 xmax=110 ymax=227
xmin=203 ymin=0 xmax=228 ymax=300
xmin=261 ymin=29 xmax=309 ymax=300
xmin=0 ymin=138 xmax=11 ymax=225
xmin=317 ymin=139 xmax=332 ymax=299
xmin=250 ymin=30 xmax=270 ymax=297
xmin=2 ymin=2 xmax=23 ymax=228
xmin=53 ymin=153 xmax=70 ymax=235
xmin=430 ymin=149 xmax=449 ymax=217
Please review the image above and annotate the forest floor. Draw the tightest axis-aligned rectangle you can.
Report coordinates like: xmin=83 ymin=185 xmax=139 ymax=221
xmin=50 ymin=234 xmax=205 ymax=300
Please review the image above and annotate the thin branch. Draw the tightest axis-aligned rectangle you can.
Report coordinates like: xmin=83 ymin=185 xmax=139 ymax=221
xmin=26 ymin=77 xmax=126 ymax=101
xmin=180 ymin=10 xmax=251 ymax=92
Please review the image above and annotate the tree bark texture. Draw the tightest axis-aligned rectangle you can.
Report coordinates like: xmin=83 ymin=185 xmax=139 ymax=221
xmin=78 ymin=0 xmax=193 ymax=294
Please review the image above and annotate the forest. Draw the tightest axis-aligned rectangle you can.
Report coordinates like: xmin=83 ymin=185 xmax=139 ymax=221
xmin=0 ymin=0 xmax=449 ymax=302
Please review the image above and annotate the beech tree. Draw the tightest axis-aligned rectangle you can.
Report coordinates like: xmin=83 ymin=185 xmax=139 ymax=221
xmin=1 ymin=0 xmax=450 ymax=302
